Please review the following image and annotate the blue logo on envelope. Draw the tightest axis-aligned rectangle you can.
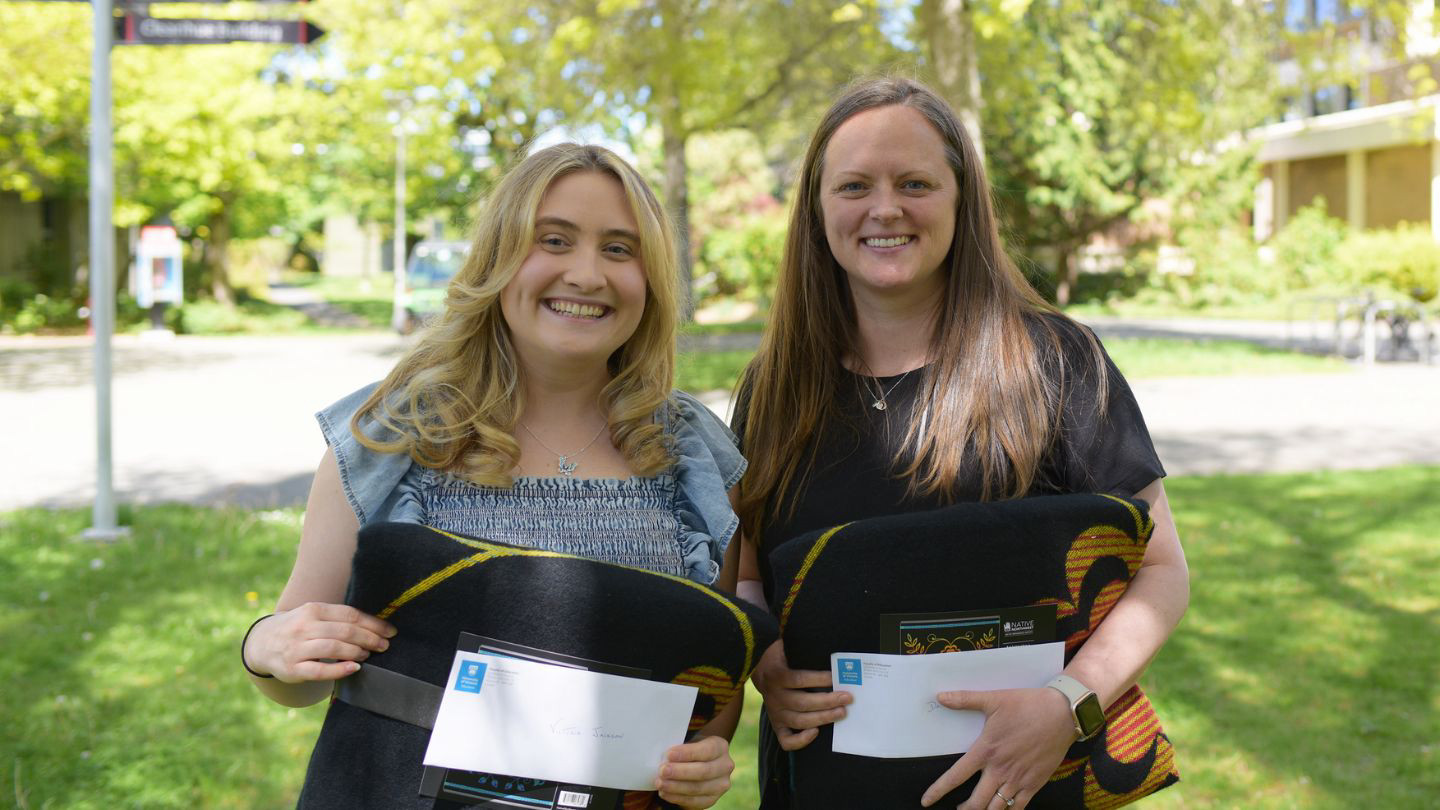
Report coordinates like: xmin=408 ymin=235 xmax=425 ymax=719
xmin=454 ymin=660 xmax=487 ymax=693
xmin=837 ymin=658 xmax=862 ymax=685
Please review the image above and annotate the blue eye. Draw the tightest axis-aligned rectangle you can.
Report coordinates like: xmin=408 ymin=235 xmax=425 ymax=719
xmin=539 ymin=234 xmax=568 ymax=248
xmin=604 ymin=243 xmax=635 ymax=257
xmin=901 ymin=179 xmax=931 ymax=191
xmin=837 ymin=181 xmax=865 ymax=193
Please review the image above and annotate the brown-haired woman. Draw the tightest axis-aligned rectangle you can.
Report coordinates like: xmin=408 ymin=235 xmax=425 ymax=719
xmin=733 ymin=77 xmax=1189 ymax=810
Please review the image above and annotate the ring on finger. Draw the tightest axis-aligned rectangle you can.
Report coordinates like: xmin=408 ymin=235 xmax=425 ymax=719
xmin=994 ymin=789 xmax=1015 ymax=808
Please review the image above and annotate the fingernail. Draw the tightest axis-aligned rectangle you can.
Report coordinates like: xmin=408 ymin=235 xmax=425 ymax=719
xmin=378 ymin=640 xmax=389 ymax=651
xmin=385 ymin=626 xmax=398 ymax=638
xmin=348 ymin=661 xmax=361 ymax=672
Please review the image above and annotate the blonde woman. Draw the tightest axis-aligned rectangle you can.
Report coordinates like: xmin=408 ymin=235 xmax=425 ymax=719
xmin=734 ymin=78 xmax=1189 ymax=810
xmin=242 ymin=144 xmax=744 ymax=808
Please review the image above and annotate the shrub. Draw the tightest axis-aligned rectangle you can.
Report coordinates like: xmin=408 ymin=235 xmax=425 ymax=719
xmin=1171 ymin=225 xmax=1271 ymax=308
xmin=0 ymin=282 xmax=87 ymax=334
xmin=1264 ymin=201 xmax=1350 ymax=293
xmin=1334 ymin=224 xmax=1440 ymax=302
xmin=696 ymin=214 xmax=787 ymax=305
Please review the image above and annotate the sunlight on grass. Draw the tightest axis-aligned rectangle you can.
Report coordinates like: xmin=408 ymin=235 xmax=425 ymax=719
xmin=674 ymin=337 xmax=1350 ymax=398
xmin=1103 ymin=337 xmax=1350 ymax=378
xmin=676 ymin=349 xmax=754 ymax=393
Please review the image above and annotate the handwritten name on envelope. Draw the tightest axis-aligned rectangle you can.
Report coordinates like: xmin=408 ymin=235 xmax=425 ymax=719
xmin=423 ymin=651 xmax=699 ymax=791
xmin=830 ymin=643 xmax=1063 ymax=758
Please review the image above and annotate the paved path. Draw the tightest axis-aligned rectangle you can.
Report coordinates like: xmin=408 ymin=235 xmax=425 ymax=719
xmin=2 ymin=334 xmax=401 ymax=511
xmin=266 ymin=283 xmax=374 ymax=329
xmin=2 ymin=327 xmax=1437 ymax=511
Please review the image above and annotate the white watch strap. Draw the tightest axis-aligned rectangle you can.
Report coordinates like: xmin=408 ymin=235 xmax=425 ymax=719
xmin=1045 ymin=674 xmax=1093 ymax=705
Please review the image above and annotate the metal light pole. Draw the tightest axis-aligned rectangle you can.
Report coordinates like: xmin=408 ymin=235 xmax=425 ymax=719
xmin=84 ymin=0 xmax=128 ymax=541
xmin=390 ymin=119 xmax=408 ymax=333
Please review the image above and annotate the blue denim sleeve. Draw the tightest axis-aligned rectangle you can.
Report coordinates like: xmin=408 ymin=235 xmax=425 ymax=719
xmin=315 ymin=382 xmax=418 ymax=527
xmin=669 ymin=390 xmax=748 ymax=585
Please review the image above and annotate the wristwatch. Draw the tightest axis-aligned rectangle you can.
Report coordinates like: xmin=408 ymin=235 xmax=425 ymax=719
xmin=1046 ymin=674 xmax=1106 ymax=741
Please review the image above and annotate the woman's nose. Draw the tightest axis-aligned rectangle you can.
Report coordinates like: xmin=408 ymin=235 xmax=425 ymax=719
xmin=868 ymin=192 xmax=902 ymax=223
xmin=561 ymin=249 xmax=606 ymax=290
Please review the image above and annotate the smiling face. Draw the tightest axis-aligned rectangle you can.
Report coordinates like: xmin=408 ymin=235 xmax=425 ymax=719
xmin=500 ymin=170 xmax=647 ymax=376
xmin=818 ymin=104 xmax=958 ymax=307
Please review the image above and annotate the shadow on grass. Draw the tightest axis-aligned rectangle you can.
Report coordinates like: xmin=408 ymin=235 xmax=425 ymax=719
xmin=1151 ymin=468 xmax=1439 ymax=807
xmin=0 ymin=507 xmax=322 ymax=809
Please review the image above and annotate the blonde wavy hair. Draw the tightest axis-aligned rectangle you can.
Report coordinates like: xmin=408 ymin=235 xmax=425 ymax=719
xmin=352 ymin=143 xmax=680 ymax=486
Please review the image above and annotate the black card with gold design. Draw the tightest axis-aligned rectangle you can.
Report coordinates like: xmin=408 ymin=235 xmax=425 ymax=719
xmin=880 ymin=604 xmax=1057 ymax=655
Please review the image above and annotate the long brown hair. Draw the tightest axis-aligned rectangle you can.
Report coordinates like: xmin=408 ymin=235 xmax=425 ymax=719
xmin=737 ymin=77 xmax=1106 ymax=541
xmin=352 ymin=143 xmax=681 ymax=486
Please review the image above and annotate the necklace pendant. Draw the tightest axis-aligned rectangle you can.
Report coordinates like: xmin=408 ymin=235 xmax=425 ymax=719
xmin=557 ymin=456 xmax=577 ymax=477
xmin=872 ymin=399 xmax=887 ymax=411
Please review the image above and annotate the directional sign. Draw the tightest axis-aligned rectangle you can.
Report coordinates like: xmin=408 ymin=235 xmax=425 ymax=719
xmin=114 ymin=14 xmax=325 ymax=45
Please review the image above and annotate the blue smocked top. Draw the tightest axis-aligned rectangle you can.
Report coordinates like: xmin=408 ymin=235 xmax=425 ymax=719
xmin=315 ymin=383 xmax=746 ymax=585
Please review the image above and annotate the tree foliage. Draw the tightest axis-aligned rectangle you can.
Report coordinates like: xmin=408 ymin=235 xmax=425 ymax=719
xmin=975 ymin=0 xmax=1278 ymax=303
xmin=535 ymin=0 xmax=900 ymax=307
xmin=0 ymin=4 xmax=92 ymax=198
xmin=4 ymin=0 xmax=1322 ymax=313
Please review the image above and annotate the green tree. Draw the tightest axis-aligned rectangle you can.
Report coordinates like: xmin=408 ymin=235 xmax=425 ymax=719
xmin=976 ymin=0 xmax=1278 ymax=304
xmin=537 ymin=0 xmax=899 ymax=311
xmin=918 ymin=0 xmax=988 ymax=161
xmin=112 ymin=40 xmax=306 ymax=302
xmin=0 ymin=4 xmax=90 ymax=200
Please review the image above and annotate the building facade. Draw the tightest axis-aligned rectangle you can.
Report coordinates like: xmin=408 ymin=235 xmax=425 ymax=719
xmin=1253 ymin=0 xmax=1440 ymax=240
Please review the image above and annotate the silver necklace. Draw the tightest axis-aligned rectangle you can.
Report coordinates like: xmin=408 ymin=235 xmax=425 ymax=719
xmin=518 ymin=420 xmax=608 ymax=477
xmin=857 ymin=362 xmax=914 ymax=411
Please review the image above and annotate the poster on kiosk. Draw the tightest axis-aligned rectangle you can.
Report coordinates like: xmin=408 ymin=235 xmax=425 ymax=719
xmin=133 ymin=225 xmax=183 ymax=310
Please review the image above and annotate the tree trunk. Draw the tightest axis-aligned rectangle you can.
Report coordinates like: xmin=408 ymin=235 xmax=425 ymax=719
xmin=922 ymin=0 xmax=985 ymax=163
xmin=1054 ymin=246 xmax=1077 ymax=307
xmin=661 ymin=116 xmax=693 ymax=318
xmin=207 ymin=202 xmax=234 ymax=306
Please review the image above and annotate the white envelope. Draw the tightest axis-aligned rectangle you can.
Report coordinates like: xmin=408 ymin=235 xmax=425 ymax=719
xmin=423 ymin=650 xmax=699 ymax=791
xmin=830 ymin=643 xmax=1064 ymax=758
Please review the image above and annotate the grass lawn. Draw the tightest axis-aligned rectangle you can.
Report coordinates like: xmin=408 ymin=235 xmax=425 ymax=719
xmin=2 ymin=466 xmax=1435 ymax=808
xmin=674 ymin=337 xmax=1350 ymax=396
xmin=676 ymin=349 xmax=757 ymax=393
xmin=1063 ymin=298 xmax=1325 ymax=322
xmin=1101 ymin=337 xmax=1350 ymax=378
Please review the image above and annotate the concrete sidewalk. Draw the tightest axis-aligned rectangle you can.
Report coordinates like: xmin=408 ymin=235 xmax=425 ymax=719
xmin=2 ymin=326 xmax=1436 ymax=512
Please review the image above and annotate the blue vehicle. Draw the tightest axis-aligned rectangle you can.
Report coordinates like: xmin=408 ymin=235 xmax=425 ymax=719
xmin=400 ymin=240 xmax=468 ymax=333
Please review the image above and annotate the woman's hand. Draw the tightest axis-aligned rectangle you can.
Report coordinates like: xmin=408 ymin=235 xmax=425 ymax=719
xmin=920 ymin=687 xmax=1076 ymax=809
xmin=750 ymin=640 xmax=852 ymax=751
xmin=243 ymin=602 xmax=396 ymax=683
xmin=655 ymin=735 xmax=734 ymax=808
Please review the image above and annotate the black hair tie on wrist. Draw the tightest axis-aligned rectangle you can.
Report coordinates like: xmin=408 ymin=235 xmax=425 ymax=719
xmin=242 ymin=613 xmax=276 ymax=678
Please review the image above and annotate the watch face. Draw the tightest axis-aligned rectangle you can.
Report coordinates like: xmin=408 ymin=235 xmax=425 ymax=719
xmin=1075 ymin=694 xmax=1106 ymax=737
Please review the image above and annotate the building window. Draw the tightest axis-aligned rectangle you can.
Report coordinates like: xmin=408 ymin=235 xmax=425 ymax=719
xmin=1312 ymin=84 xmax=1358 ymax=115
xmin=1283 ymin=0 xmax=1362 ymax=31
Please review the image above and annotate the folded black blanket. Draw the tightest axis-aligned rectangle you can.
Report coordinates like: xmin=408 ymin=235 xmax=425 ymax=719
xmin=766 ymin=493 xmax=1178 ymax=810
xmin=297 ymin=522 xmax=778 ymax=810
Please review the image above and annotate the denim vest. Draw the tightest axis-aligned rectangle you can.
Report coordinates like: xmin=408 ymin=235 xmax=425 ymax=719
xmin=315 ymin=383 xmax=745 ymax=585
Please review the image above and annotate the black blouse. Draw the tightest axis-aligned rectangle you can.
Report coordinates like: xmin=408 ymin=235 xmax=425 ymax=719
xmin=734 ymin=318 xmax=1165 ymax=606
